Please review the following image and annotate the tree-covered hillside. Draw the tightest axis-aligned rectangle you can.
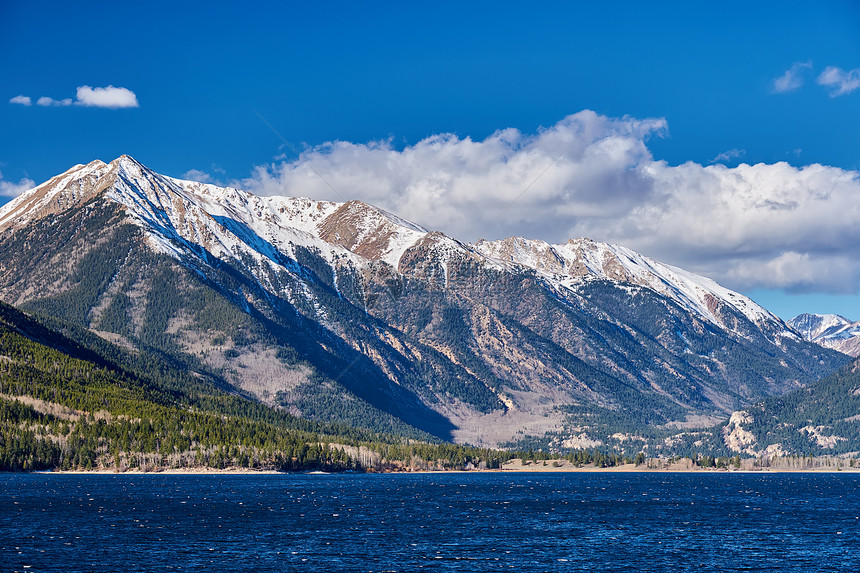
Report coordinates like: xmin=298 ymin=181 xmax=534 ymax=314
xmin=0 ymin=302 xmax=511 ymax=472
xmin=733 ymin=357 xmax=860 ymax=455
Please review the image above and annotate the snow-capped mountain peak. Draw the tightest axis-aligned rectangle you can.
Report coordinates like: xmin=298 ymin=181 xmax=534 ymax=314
xmin=789 ymin=313 xmax=852 ymax=340
xmin=0 ymin=159 xmax=113 ymax=231
xmin=789 ymin=313 xmax=860 ymax=356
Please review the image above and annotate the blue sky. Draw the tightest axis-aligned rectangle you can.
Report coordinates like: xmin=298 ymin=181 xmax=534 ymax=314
xmin=2 ymin=1 xmax=860 ymax=320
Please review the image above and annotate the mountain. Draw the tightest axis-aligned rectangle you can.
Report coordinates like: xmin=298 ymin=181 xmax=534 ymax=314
xmin=789 ymin=313 xmax=860 ymax=357
xmin=0 ymin=156 xmax=848 ymax=449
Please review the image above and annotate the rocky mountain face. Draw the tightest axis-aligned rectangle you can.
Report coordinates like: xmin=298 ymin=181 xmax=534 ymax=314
xmin=789 ymin=313 xmax=860 ymax=357
xmin=0 ymin=156 xmax=849 ymax=448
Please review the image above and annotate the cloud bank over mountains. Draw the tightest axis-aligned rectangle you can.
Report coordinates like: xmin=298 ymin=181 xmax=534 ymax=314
xmin=242 ymin=110 xmax=860 ymax=296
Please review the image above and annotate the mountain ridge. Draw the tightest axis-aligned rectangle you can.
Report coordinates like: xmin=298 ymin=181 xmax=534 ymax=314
xmin=0 ymin=156 xmax=797 ymax=339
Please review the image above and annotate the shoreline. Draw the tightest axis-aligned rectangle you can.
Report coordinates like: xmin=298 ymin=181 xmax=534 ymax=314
xmin=18 ymin=459 xmax=860 ymax=476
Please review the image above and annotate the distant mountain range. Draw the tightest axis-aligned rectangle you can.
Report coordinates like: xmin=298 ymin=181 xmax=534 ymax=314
xmin=788 ymin=313 xmax=860 ymax=357
xmin=0 ymin=156 xmax=850 ymax=453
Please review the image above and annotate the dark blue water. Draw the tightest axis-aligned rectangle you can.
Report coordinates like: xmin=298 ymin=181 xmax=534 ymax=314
xmin=1 ymin=472 xmax=858 ymax=572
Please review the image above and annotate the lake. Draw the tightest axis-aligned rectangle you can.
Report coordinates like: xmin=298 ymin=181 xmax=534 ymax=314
xmin=1 ymin=472 xmax=859 ymax=572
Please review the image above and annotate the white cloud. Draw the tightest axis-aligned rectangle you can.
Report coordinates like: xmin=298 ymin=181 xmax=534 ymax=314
xmin=711 ymin=148 xmax=745 ymax=163
xmin=724 ymin=252 xmax=858 ymax=295
xmin=183 ymin=169 xmax=215 ymax=183
xmin=817 ymin=66 xmax=860 ymax=97
xmin=36 ymin=96 xmax=73 ymax=107
xmin=182 ymin=165 xmax=227 ymax=186
xmin=242 ymin=110 xmax=860 ymax=295
xmin=772 ymin=61 xmax=812 ymax=93
xmin=75 ymin=85 xmax=139 ymax=109
xmin=599 ymin=160 xmax=860 ymax=294
xmin=0 ymin=171 xmax=35 ymax=198
xmin=8 ymin=86 xmax=138 ymax=109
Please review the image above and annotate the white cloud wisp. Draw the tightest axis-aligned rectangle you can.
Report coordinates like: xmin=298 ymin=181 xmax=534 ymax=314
xmin=37 ymin=96 xmax=73 ymax=107
xmin=817 ymin=66 xmax=860 ymax=97
xmin=9 ymin=95 xmax=31 ymax=106
xmin=8 ymin=86 xmax=139 ymax=109
xmin=772 ymin=61 xmax=812 ymax=93
xmin=711 ymin=148 xmax=745 ymax=164
xmin=241 ymin=110 xmax=860 ymax=295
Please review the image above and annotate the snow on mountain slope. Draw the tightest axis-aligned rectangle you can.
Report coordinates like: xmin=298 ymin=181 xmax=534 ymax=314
xmin=104 ymin=157 xmax=373 ymax=305
xmin=473 ymin=236 xmax=791 ymax=338
xmin=0 ymin=159 xmax=115 ymax=232
xmin=117 ymin=157 xmax=445 ymax=277
xmin=789 ymin=313 xmax=860 ymax=356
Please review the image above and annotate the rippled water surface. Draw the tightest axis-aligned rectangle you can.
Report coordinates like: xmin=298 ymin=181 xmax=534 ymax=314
xmin=2 ymin=472 xmax=859 ymax=572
